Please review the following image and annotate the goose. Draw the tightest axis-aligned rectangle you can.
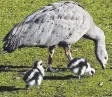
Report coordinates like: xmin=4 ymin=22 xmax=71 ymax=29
xmin=3 ymin=1 xmax=108 ymax=72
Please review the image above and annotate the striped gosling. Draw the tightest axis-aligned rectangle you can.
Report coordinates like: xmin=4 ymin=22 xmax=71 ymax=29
xmin=23 ymin=60 xmax=45 ymax=89
xmin=68 ymin=57 xmax=95 ymax=79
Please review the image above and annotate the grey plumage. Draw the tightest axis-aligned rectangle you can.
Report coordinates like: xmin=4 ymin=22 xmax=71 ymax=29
xmin=3 ymin=1 xmax=90 ymax=51
xmin=3 ymin=1 xmax=108 ymax=69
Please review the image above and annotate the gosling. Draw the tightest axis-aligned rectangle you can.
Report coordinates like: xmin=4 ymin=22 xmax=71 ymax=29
xmin=67 ymin=57 xmax=95 ymax=79
xmin=23 ymin=60 xmax=45 ymax=89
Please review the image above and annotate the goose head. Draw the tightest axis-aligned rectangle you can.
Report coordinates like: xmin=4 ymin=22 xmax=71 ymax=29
xmin=96 ymin=47 xmax=108 ymax=69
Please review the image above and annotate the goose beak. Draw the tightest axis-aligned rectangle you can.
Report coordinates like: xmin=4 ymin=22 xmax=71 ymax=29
xmin=102 ymin=65 xmax=105 ymax=69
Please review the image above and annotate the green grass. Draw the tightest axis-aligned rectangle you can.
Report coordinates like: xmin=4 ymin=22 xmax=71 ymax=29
xmin=0 ymin=0 xmax=112 ymax=97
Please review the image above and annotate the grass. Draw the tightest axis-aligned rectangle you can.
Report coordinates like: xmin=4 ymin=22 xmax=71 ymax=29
xmin=0 ymin=0 xmax=112 ymax=97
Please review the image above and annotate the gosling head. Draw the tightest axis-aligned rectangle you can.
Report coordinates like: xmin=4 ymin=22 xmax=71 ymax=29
xmin=88 ymin=68 xmax=95 ymax=75
xmin=33 ymin=60 xmax=43 ymax=69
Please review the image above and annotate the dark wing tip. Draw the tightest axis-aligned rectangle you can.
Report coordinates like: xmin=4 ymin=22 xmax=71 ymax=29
xmin=3 ymin=35 xmax=20 ymax=53
xmin=3 ymin=42 xmax=16 ymax=53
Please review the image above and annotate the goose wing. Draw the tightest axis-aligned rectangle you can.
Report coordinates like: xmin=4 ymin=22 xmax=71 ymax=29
xmin=3 ymin=1 xmax=91 ymax=52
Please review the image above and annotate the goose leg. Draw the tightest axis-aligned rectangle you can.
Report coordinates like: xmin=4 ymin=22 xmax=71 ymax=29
xmin=46 ymin=45 xmax=56 ymax=72
xmin=64 ymin=45 xmax=73 ymax=61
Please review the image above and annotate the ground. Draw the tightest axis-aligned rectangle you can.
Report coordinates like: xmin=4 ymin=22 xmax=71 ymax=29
xmin=0 ymin=0 xmax=112 ymax=97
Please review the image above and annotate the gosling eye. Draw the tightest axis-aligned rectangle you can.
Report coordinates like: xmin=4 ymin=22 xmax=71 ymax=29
xmin=91 ymin=71 xmax=94 ymax=75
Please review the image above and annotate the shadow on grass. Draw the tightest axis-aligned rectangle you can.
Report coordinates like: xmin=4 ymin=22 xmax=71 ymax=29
xmin=44 ymin=75 xmax=78 ymax=80
xmin=0 ymin=65 xmax=31 ymax=72
xmin=52 ymin=67 xmax=68 ymax=72
xmin=0 ymin=86 xmax=25 ymax=92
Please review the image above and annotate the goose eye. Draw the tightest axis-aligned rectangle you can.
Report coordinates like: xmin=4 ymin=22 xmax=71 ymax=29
xmin=104 ymin=57 xmax=107 ymax=60
xmin=40 ymin=63 xmax=42 ymax=65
